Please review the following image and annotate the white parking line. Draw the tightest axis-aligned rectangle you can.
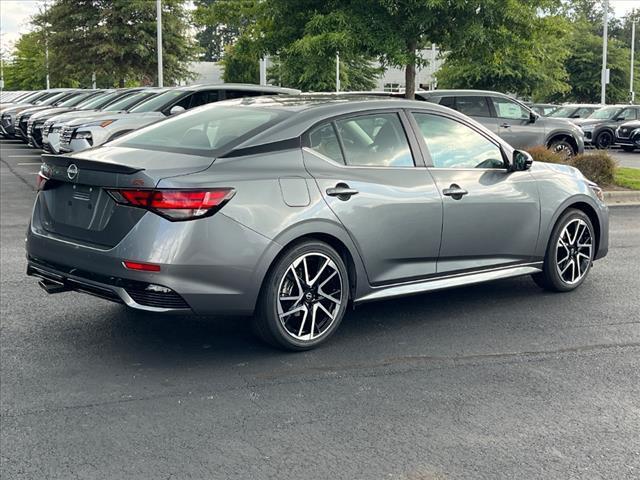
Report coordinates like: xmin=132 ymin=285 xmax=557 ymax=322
xmin=17 ymin=162 xmax=43 ymax=165
xmin=8 ymin=155 xmax=41 ymax=158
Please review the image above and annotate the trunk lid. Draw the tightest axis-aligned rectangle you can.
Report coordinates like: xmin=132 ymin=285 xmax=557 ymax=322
xmin=36 ymin=147 xmax=215 ymax=248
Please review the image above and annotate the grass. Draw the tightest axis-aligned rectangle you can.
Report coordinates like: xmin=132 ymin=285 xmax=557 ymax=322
xmin=614 ymin=167 xmax=640 ymax=191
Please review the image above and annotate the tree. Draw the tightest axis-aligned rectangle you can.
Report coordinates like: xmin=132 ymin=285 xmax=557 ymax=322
xmin=437 ymin=15 xmax=572 ymax=101
xmin=221 ymin=36 xmax=260 ymax=83
xmin=193 ymin=0 xmax=240 ymax=61
xmin=3 ymin=32 xmax=48 ymax=90
xmin=27 ymin=0 xmax=197 ymax=88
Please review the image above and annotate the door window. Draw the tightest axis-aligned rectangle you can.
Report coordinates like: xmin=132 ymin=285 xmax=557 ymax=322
xmin=334 ymin=113 xmax=414 ymax=167
xmin=455 ymin=96 xmax=491 ymax=117
xmin=308 ymin=123 xmax=345 ymax=164
xmin=490 ymin=97 xmax=530 ymax=120
xmin=618 ymin=108 xmax=637 ymax=120
xmin=413 ymin=113 xmax=505 ymax=169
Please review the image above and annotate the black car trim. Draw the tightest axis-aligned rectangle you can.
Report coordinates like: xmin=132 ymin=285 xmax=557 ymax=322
xmin=41 ymin=154 xmax=144 ymax=174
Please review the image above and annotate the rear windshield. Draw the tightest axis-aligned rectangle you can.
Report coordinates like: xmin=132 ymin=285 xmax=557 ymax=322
xmin=117 ymin=105 xmax=285 ymax=155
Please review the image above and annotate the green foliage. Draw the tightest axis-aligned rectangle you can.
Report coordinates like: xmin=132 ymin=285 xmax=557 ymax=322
xmin=3 ymin=32 xmax=48 ymax=90
xmin=7 ymin=0 xmax=197 ymax=89
xmin=193 ymin=0 xmax=240 ymax=61
xmin=614 ymin=167 xmax=640 ymax=190
xmin=221 ymin=36 xmax=260 ymax=84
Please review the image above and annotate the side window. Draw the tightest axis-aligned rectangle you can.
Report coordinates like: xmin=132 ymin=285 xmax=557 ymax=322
xmin=334 ymin=113 xmax=414 ymax=167
xmin=189 ymin=90 xmax=220 ymax=108
xmin=619 ymin=108 xmax=637 ymax=120
xmin=455 ymin=96 xmax=491 ymax=117
xmin=308 ymin=123 xmax=345 ymax=164
xmin=412 ymin=113 xmax=505 ymax=169
xmin=223 ymin=90 xmax=263 ymax=100
xmin=439 ymin=96 xmax=455 ymax=109
xmin=173 ymin=93 xmax=194 ymax=110
xmin=490 ymin=97 xmax=530 ymax=120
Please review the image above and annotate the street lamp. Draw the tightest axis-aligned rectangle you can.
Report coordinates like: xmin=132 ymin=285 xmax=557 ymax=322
xmin=631 ymin=19 xmax=637 ymax=103
xmin=157 ymin=0 xmax=163 ymax=88
xmin=601 ymin=0 xmax=609 ymax=105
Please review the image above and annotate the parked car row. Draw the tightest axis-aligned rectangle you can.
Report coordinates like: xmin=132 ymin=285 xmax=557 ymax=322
xmin=1 ymin=84 xmax=301 ymax=153
xmin=0 ymin=86 xmax=612 ymax=350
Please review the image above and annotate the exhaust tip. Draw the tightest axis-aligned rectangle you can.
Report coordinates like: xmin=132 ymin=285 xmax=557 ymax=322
xmin=38 ymin=279 xmax=69 ymax=294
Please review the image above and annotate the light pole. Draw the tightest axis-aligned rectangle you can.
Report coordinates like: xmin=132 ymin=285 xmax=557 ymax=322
xmin=336 ymin=51 xmax=340 ymax=93
xmin=601 ymin=0 xmax=609 ymax=105
xmin=44 ymin=0 xmax=50 ymax=89
xmin=156 ymin=0 xmax=163 ymax=87
xmin=631 ymin=19 xmax=637 ymax=103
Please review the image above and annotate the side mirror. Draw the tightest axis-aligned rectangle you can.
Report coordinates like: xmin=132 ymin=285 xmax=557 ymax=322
xmin=614 ymin=117 xmax=626 ymax=122
xmin=529 ymin=111 xmax=537 ymax=123
xmin=511 ymin=150 xmax=533 ymax=171
xmin=169 ymin=105 xmax=186 ymax=116
xmin=571 ymin=114 xmax=580 ymax=118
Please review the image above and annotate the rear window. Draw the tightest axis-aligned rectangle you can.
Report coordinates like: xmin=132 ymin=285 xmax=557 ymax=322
xmin=116 ymin=105 xmax=285 ymax=155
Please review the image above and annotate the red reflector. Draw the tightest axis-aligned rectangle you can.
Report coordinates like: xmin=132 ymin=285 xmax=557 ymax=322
xmin=123 ymin=261 xmax=161 ymax=272
xmin=36 ymin=173 xmax=48 ymax=190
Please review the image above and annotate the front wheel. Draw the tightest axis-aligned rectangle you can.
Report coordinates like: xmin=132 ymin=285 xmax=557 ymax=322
xmin=594 ymin=130 xmax=614 ymax=149
xmin=549 ymin=139 xmax=576 ymax=158
xmin=253 ymin=241 xmax=349 ymax=351
xmin=532 ymin=209 xmax=595 ymax=292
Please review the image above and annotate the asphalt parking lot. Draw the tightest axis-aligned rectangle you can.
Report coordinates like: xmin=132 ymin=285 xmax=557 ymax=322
xmin=1 ymin=139 xmax=639 ymax=479
xmin=605 ymin=148 xmax=640 ymax=169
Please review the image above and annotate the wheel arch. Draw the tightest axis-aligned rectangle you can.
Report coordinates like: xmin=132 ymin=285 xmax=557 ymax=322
xmin=543 ymin=197 xmax=603 ymax=258
xmin=252 ymin=220 xmax=370 ymax=310
xmin=546 ymin=132 xmax=578 ymax=154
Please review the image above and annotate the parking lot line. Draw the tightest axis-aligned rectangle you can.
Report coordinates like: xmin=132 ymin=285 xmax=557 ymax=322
xmin=17 ymin=162 xmax=43 ymax=165
xmin=8 ymin=155 xmax=42 ymax=158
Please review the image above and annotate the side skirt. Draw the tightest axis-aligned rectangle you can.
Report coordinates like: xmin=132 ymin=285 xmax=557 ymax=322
xmin=355 ymin=262 xmax=543 ymax=304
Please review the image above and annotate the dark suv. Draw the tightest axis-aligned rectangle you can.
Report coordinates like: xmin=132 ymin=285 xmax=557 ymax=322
xmin=615 ymin=120 xmax=640 ymax=152
xmin=415 ymin=90 xmax=585 ymax=156
xmin=572 ymin=105 xmax=640 ymax=149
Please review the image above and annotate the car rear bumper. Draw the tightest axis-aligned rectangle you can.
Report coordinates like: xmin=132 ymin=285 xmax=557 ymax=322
xmin=26 ymin=206 xmax=273 ymax=315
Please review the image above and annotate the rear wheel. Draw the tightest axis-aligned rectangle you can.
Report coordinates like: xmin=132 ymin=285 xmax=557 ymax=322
xmin=532 ymin=209 xmax=595 ymax=292
xmin=594 ymin=130 xmax=614 ymax=149
xmin=253 ymin=241 xmax=349 ymax=351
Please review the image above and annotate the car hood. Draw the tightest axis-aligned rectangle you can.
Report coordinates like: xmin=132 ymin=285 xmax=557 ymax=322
xmin=68 ymin=111 xmax=164 ymax=128
xmin=47 ymin=110 xmax=100 ymax=125
xmin=30 ymin=107 xmax=76 ymax=121
xmin=619 ymin=120 xmax=640 ymax=129
xmin=1 ymin=104 xmax=37 ymax=116
xmin=571 ymin=118 xmax=608 ymax=128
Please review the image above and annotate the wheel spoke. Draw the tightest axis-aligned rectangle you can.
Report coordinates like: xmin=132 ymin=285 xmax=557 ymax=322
xmin=560 ymin=259 xmax=573 ymax=276
xmin=317 ymin=302 xmax=336 ymax=320
xmin=308 ymin=303 xmax=318 ymax=339
xmin=308 ymin=258 xmax=330 ymax=286
xmin=297 ymin=307 xmax=309 ymax=337
xmin=280 ymin=305 xmax=306 ymax=319
xmin=575 ymin=256 xmax=581 ymax=279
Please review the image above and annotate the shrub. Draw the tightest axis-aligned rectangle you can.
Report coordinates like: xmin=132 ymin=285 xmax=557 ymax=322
xmin=569 ymin=151 xmax=617 ymax=186
xmin=526 ymin=145 xmax=566 ymax=164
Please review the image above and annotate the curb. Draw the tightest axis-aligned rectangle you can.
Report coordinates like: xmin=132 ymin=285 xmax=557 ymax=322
xmin=604 ymin=190 xmax=640 ymax=207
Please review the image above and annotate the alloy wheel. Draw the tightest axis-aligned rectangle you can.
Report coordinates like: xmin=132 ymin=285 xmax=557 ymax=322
xmin=555 ymin=218 xmax=593 ymax=285
xmin=277 ymin=252 xmax=343 ymax=341
xmin=596 ymin=131 xmax=613 ymax=149
xmin=551 ymin=142 xmax=573 ymax=158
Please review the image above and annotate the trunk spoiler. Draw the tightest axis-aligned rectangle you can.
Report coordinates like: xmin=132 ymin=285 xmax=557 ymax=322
xmin=42 ymin=154 xmax=144 ymax=175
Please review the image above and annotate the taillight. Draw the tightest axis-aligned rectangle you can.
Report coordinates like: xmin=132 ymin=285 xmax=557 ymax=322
xmin=123 ymin=261 xmax=161 ymax=272
xmin=108 ymin=188 xmax=235 ymax=221
xmin=36 ymin=164 xmax=51 ymax=190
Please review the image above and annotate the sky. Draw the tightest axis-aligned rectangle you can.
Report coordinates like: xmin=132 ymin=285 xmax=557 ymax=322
xmin=1 ymin=0 xmax=639 ymax=53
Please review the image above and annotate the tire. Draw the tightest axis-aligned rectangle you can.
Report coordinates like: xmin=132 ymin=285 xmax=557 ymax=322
xmin=532 ymin=209 xmax=595 ymax=292
xmin=594 ymin=130 xmax=614 ymax=149
xmin=252 ymin=240 xmax=350 ymax=351
xmin=621 ymin=145 xmax=636 ymax=152
xmin=549 ymin=139 xmax=576 ymax=158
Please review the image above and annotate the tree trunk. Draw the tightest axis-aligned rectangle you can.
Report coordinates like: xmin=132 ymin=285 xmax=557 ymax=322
xmin=405 ymin=40 xmax=417 ymax=100
xmin=119 ymin=78 xmax=125 ymax=88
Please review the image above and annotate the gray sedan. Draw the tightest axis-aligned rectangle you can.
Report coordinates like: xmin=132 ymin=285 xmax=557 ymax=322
xmin=26 ymin=96 xmax=609 ymax=350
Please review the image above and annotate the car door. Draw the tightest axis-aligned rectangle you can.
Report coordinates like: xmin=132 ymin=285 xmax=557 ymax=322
xmin=410 ymin=111 xmax=540 ymax=274
xmin=302 ymin=111 xmax=443 ymax=285
xmin=489 ymin=96 xmax=542 ymax=149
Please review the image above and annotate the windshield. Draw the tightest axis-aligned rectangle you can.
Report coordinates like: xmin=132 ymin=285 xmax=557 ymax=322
xmin=33 ymin=92 xmax=62 ymax=105
xmin=129 ymin=90 xmax=186 ymax=113
xmin=118 ymin=105 xmax=285 ymax=154
xmin=75 ymin=91 xmax=114 ymax=110
xmin=102 ymin=91 xmax=160 ymax=112
xmin=589 ymin=107 xmax=622 ymax=120
xmin=57 ymin=92 xmax=99 ymax=108
xmin=549 ymin=107 xmax=575 ymax=118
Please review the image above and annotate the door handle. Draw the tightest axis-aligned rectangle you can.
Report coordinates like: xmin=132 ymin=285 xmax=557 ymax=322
xmin=500 ymin=122 xmax=511 ymax=128
xmin=326 ymin=183 xmax=359 ymax=200
xmin=442 ymin=184 xmax=468 ymax=200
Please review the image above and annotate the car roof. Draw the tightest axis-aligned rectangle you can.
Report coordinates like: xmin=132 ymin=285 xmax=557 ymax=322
xmin=172 ymin=83 xmax=301 ymax=94
xmin=415 ymin=89 xmax=514 ymax=98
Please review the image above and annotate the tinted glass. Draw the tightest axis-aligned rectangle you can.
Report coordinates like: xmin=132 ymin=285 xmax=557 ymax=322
xmin=103 ymin=91 xmax=160 ymax=112
xmin=618 ymin=108 xmax=637 ymax=120
xmin=490 ymin=97 xmax=530 ymax=120
xmin=129 ymin=90 xmax=188 ymax=113
xmin=335 ymin=113 xmax=413 ymax=167
xmin=308 ymin=123 xmax=344 ymax=164
xmin=549 ymin=106 xmax=574 ymax=117
xmin=74 ymin=91 xmax=112 ymax=109
xmin=589 ymin=107 xmax=621 ymax=120
xmin=439 ymin=97 xmax=455 ymax=108
xmin=575 ymin=107 xmax=596 ymax=117
xmin=224 ymin=90 xmax=266 ymax=100
xmin=456 ymin=96 xmax=490 ymax=117
xmin=118 ymin=106 xmax=284 ymax=154
xmin=413 ymin=113 xmax=505 ymax=169
xmin=57 ymin=92 xmax=98 ymax=107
